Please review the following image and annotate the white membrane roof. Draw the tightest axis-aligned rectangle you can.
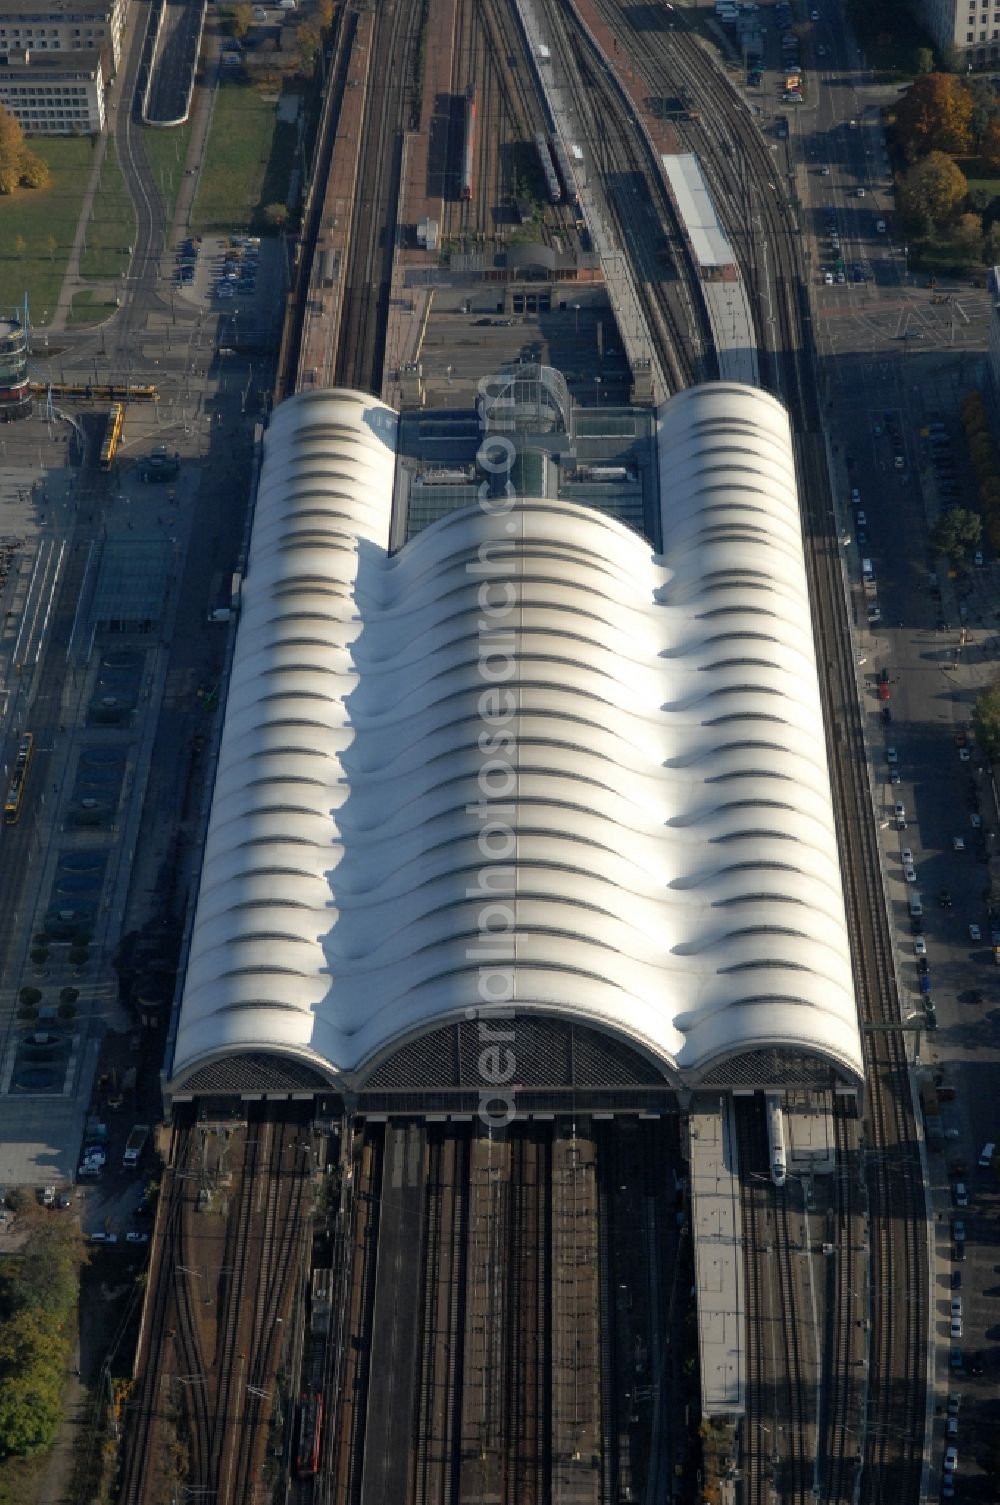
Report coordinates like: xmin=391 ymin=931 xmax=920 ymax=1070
xmin=170 ymin=382 xmax=862 ymax=1090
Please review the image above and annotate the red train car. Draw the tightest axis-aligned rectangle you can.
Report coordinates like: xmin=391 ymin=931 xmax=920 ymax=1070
xmin=295 ymin=1392 xmax=323 ymax=1477
xmin=461 ymin=92 xmax=476 ymax=201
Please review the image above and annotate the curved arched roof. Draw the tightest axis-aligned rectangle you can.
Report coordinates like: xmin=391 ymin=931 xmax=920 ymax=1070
xmin=170 ymin=382 xmax=862 ymax=1091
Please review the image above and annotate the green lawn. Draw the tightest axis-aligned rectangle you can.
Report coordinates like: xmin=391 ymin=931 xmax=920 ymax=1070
xmin=957 ymin=157 xmax=1000 ymax=199
xmin=69 ymin=289 xmax=119 ymax=326
xmin=80 ymin=137 xmax=137 ymax=281
xmin=142 ymin=120 xmax=194 ymax=228
xmin=191 ymin=81 xmax=293 ymax=232
xmin=0 ymin=137 xmax=96 ymax=325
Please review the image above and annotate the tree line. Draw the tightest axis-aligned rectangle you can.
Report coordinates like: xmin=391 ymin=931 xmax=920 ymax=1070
xmin=0 ymin=1207 xmax=84 ymax=1455
xmin=894 ymin=72 xmax=1000 ymax=265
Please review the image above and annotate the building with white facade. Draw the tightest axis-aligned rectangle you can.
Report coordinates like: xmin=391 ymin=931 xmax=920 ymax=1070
xmin=0 ymin=43 xmax=107 ymax=131
xmin=916 ymin=0 xmax=1000 ymax=66
xmin=0 ymin=0 xmax=126 ymax=70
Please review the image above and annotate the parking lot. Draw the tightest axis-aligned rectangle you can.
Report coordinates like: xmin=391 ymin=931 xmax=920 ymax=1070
xmin=173 ymin=231 xmax=277 ymax=322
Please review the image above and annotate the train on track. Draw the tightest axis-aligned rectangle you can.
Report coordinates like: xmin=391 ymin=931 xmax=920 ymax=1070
xmin=766 ymin=1093 xmax=787 ymax=1186
xmin=3 ymin=732 xmax=33 ymax=824
xmin=461 ymin=90 xmax=476 ymax=201
xmin=294 ymin=1391 xmax=324 ymax=1476
xmin=549 ymin=135 xmax=581 ymax=206
xmin=534 ymin=131 xmax=561 ymax=205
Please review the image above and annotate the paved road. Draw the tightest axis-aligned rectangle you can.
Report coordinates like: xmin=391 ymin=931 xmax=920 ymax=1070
xmin=764 ymin=2 xmax=1000 ymax=1483
xmin=146 ymin=0 xmax=204 ymax=125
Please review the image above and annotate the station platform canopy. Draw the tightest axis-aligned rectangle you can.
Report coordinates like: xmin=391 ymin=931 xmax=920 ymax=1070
xmin=660 ymin=153 xmax=737 ymax=272
xmin=167 ymin=383 xmax=863 ymax=1106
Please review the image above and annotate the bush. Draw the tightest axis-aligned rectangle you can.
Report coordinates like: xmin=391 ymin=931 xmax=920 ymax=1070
xmin=30 ymin=948 xmax=47 ymax=966
xmin=68 ymin=947 xmax=89 ymax=967
xmin=59 ymin=987 xmax=79 ymax=1006
xmin=18 ymin=987 xmax=41 ymax=1007
xmin=17 ymin=1006 xmax=38 ymax=1021
xmin=32 ymin=932 xmax=50 ymax=948
xmin=57 ymin=1003 xmax=77 ymax=1021
xmin=18 ymin=150 xmax=49 ymax=189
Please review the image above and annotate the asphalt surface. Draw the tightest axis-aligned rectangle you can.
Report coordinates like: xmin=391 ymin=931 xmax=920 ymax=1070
xmin=744 ymin=1 xmax=1000 ymax=1487
xmin=145 ymin=0 xmax=204 ymax=125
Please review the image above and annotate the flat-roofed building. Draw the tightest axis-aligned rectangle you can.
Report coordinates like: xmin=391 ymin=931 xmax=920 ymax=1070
xmin=0 ymin=0 xmax=126 ymax=72
xmin=0 ymin=44 xmax=107 ymax=132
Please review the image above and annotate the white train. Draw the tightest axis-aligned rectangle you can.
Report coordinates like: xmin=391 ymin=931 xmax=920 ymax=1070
xmin=766 ymin=1093 xmax=787 ymax=1187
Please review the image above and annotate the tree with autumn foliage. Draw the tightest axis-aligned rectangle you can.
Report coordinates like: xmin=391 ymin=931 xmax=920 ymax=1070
xmin=895 ymin=73 xmax=974 ymax=161
xmin=898 ymin=151 xmax=968 ymax=230
xmin=0 ymin=102 xmax=49 ymax=193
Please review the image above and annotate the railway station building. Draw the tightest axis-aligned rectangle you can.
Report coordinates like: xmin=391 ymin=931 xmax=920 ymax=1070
xmin=165 ymin=377 xmax=864 ymax=1116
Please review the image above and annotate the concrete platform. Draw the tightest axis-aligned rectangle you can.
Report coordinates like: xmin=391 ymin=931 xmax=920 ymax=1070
xmin=690 ymin=1097 xmax=745 ymax=1416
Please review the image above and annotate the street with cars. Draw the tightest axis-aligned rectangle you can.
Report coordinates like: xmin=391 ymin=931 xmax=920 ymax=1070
xmin=741 ymin=0 xmax=1000 ymax=1489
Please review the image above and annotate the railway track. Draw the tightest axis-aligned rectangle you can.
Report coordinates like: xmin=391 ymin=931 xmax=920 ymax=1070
xmin=507 ymin=1128 xmax=552 ymax=1503
xmin=412 ymin=1126 xmax=469 ymax=1505
xmin=204 ymin=1117 xmax=265 ymax=1498
xmin=736 ymin=1099 xmax=772 ymax=1505
xmin=228 ymin=1122 xmax=312 ymax=1502
xmin=568 ymin=7 xmax=928 ymax=1493
xmin=477 ymin=0 xmax=566 ymax=239
xmin=334 ymin=0 xmax=425 ymax=392
xmin=774 ymin=1186 xmax=812 ymax=1500
xmin=533 ymin=0 xmax=701 ymax=393
xmin=118 ymin=1118 xmax=193 ymax=1505
xmin=276 ymin=4 xmax=355 ymax=400
xmin=820 ymin=1103 xmax=863 ymax=1505
xmin=328 ymin=1125 xmax=384 ymax=1504
xmin=118 ymin=1109 xmax=315 ymax=1505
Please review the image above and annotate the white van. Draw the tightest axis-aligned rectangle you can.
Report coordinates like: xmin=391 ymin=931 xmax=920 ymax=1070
xmin=908 ymin=893 xmax=922 ymax=917
xmin=978 ymin=1142 xmax=995 ymax=1168
xmin=862 ymin=557 xmax=875 ymax=584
